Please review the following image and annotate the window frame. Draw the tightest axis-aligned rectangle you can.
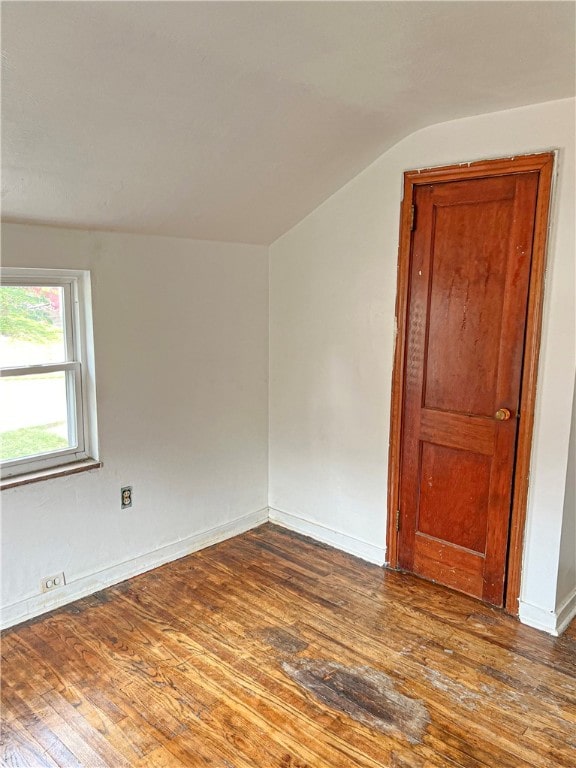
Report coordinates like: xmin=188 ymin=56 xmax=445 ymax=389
xmin=0 ymin=267 xmax=98 ymax=478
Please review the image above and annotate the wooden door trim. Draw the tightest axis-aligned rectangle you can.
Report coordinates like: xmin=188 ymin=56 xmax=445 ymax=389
xmin=386 ymin=152 xmax=555 ymax=615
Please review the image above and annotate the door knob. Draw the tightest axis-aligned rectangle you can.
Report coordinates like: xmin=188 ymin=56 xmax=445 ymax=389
xmin=495 ymin=408 xmax=512 ymax=421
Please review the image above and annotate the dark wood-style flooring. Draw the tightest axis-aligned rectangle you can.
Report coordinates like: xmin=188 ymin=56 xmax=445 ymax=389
xmin=2 ymin=523 xmax=575 ymax=767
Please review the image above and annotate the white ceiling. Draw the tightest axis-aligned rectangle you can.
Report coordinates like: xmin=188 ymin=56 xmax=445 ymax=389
xmin=2 ymin=2 xmax=575 ymax=245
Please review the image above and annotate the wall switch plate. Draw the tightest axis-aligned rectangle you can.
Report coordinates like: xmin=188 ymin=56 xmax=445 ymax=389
xmin=121 ymin=486 xmax=133 ymax=509
xmin=41 ymin=572 xmax=66 ymax=593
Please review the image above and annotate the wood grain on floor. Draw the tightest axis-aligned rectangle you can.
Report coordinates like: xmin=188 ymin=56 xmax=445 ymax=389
xmin=1 ymin=523 xmax=575 ymax=767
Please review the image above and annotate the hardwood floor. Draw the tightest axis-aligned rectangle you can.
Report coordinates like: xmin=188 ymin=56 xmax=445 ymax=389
xmin=2 ymin=523 xmax=575 ymax=767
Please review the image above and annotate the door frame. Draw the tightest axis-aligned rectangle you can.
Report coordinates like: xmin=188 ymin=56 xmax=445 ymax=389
xmin=386 ymin=152 xmax=555 ymax=615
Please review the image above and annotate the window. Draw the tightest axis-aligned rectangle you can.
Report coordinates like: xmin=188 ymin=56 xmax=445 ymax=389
xmin=0 ymin=268 xmax=98 ymax=479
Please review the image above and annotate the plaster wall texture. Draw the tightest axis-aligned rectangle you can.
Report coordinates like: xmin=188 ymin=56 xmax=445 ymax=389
xmin=269 ymin=98 xmax=575 ymax=627
xmin=1 ymin=224 xmax=269 ymax=626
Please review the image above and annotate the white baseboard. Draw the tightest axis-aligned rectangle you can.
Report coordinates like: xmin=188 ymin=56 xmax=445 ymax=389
xmin=519 ymin=587 xmax=576 ymax=636
xmin=9 ymin=503 xmax=569 ymax=636
xmin=555 ymin=587 xmax=576 ymax=635
xmin=268 ymin=507 xmax=386 ymax=566
xmin=1 ymin=508 xmax=268 ymax=631
xmin=518 ymin=601 xmax=558 ymax=635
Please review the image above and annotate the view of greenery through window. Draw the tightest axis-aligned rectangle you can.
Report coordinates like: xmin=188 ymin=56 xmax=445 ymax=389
xmin=0 ymin=286 xmax=70 ymax=462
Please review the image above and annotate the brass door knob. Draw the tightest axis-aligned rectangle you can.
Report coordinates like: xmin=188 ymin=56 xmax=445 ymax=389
xmin=495 ymin=408 xmax=512 ymax=421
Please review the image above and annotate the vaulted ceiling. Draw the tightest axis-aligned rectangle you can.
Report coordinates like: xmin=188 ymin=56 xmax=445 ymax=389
xmin=2 ymin=1 xmax=575 ymax=244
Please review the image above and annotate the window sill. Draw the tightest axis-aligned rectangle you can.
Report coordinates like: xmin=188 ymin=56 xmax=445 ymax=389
xmin=1 ymin=459 xmax=102 ymax=490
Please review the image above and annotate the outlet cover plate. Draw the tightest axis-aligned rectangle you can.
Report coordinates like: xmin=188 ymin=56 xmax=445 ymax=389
xmin=41 ymin=572 xmax=66 ymax=593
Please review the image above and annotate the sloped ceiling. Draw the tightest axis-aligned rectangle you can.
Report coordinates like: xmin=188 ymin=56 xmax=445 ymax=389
xmin=2 ymin=1 xmax=575 ymax=244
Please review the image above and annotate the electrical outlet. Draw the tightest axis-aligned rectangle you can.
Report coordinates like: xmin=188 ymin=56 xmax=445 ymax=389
xmin=41 ymin=572 xmax=66 ymax=593
xmin=121 ymin=486 xmax=133 ymax=509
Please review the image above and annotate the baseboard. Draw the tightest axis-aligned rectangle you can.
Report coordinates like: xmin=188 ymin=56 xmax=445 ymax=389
xmin=268 ymin=507 xmax=386 ymax=565
xmin=555 ymin=587 xmax=576 ymax=635
xmin=1 ymin=508 xmax=268 ymax=631
xmin=518 ymin=601 xmax=558 ymax=635
xmin=519 ymin=587 xmax=576 ymax=636
xmin=11 ymin=504 xmax=569 ymax=635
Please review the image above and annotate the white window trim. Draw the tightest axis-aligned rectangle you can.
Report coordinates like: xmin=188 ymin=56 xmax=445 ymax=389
xmin=1 ymin=267 xmax=99 ymax=479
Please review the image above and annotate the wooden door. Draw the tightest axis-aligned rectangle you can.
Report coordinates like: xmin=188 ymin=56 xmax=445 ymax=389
xmin=396 ymin=168 xmax=543 ymax=607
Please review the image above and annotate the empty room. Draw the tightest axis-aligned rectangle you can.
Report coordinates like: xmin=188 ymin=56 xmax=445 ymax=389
xmin=1 ymin=2 xmax=575 ymax=766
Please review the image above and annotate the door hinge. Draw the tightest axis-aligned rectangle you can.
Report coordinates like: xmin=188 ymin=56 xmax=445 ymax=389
xmin=409 ymin=204 xmax=416 ymax=231
xmin=396 ymin=509 xmax=401 ymax=532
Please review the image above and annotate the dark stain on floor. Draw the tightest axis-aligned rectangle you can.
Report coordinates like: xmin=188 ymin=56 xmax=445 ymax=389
xmin=257 ymin=627 xmax=309 ymax=654
xmin=282 ymin=659 xmax=429 ymax=745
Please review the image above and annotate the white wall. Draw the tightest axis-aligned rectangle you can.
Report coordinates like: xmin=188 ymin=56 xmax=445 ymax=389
xmin=1 ymin=223 xmax=269 ymax=627
xmin=557 ymin=377 xmax=576 ymax=623
xmin=269 ymin=98 xmax=576 ymax=632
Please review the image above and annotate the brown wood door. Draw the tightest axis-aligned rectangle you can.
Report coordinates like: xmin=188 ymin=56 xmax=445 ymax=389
xmin=397 ymin=171 xmax=540 ymax=606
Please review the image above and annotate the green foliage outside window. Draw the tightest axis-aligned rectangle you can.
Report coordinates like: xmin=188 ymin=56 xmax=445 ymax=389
xmin=0 ymin=286 xmax=62 ymax=343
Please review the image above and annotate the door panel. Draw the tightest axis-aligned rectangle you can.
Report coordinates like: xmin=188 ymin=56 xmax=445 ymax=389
xmin=418 ymin=442 xmax=491 ymax=553
xmin=398 ymin=172 xmax=539 ymax=606
xmin=424 ymin=200 xmax=510 ymax=416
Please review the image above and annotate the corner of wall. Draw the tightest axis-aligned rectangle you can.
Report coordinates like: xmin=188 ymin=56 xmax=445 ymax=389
xmin=268 ymin=507 xmax=386 ymax=566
